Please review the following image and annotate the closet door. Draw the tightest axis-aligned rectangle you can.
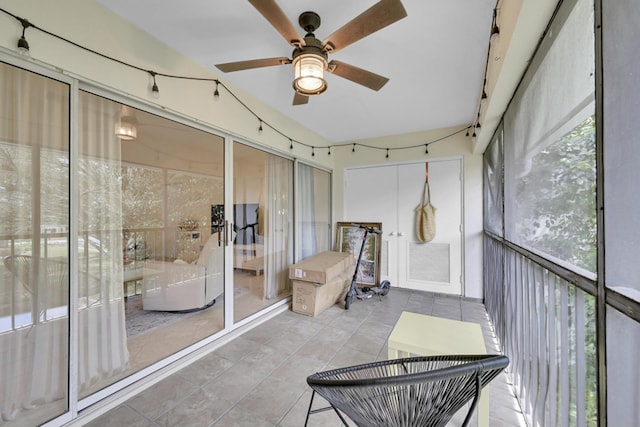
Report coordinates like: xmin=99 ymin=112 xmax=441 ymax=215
xmin=397 ymin=159 xmax=462 ymax=294
xmin=345 ymin=158 xmax=463 ymax=295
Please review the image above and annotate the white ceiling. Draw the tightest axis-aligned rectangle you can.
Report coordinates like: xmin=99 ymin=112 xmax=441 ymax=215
xmin=95 ymin=0 xmax=496 ymax=143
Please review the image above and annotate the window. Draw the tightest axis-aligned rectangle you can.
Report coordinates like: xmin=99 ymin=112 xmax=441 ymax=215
xmin=504 ymin=0 xmax=596 ymax=276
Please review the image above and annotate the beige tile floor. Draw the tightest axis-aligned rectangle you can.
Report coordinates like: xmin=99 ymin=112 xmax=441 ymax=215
xmin=87 ymin=288 xmax=525 ymax=426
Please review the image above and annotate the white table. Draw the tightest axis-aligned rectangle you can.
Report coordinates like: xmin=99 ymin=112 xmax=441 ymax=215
xmin=388 ymin=311 xmax=489 ymax=427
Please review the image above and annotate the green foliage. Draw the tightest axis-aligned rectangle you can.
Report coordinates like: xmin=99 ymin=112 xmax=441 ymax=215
xmin=517 ymin=116 xmax=597 ymax=272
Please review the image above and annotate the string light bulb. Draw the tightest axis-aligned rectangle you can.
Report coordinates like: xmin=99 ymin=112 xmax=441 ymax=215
xmin=312 ymin=146 xmax=315 ymax=157
xmin=258 ymin=119 xmax=263 ymax=133
xmin=466 ymin=127 xmax=470 ymax=137
xmin=213 ymin=80 xmax=220 ymax=99
xmin=17 ymin=17 xmax=31 ymax=56
xmin=149 ymin=72 xmax=159 ymax=99
xmin=425 ymin=144 xmax=429 ymax=154
xmin=386 ymin=148 xmax=389 ymax=159
xmin=289 ymin=139 xmax=294 ymax=150
xmin=491 ymin=8 xmax=500 ymax=38
xmin=328 ymin=147 xmax=331 ymax=156
xmin=352 ymin=143 xmax=356 ymax=153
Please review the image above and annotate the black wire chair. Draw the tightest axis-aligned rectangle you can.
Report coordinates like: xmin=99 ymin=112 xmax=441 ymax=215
xmin=305 ymin=354 xmax=509 ymax=427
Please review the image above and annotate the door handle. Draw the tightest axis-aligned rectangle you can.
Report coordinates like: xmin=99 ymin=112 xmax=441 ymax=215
xmin=398 ymin=232 xmax=405 ymax=237
xmin=389 ymin=231 xmax=397 ymax=236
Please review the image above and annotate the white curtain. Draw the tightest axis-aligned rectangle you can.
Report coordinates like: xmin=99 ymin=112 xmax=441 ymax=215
xmin=297 ymin=164 xmax=317 ymax=259
xmin=263 ymin=156 xmax=292 ymax=299
xmin=77 ymin=92 xmax=130 ymax=396
xmin=0 ymin=63 xmax=70 ymax=421
xmin=0 ymin=65 xmax=130 ymax=422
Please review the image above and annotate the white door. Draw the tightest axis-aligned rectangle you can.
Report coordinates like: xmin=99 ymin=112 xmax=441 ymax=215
xmin=345 ymin=158 xmax=463 ymax=295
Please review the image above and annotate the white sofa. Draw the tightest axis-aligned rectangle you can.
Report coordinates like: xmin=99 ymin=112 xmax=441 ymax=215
xmin=141 ymin=236 xmax=224 ymax=311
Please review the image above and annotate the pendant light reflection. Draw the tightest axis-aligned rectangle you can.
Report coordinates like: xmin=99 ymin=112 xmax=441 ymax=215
xmin=115 ymin=106 xmax=138 ymax=141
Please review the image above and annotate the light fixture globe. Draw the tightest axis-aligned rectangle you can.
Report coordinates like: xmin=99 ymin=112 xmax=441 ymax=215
xmin=292 ymin=52 xmax=328 ymax=96
xmin=291 ymin=13 xmax=328 ymax=97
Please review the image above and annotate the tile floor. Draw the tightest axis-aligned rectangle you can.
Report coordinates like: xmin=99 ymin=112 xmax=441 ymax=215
xmin=87 ymin=288 xmax=525 ymax=426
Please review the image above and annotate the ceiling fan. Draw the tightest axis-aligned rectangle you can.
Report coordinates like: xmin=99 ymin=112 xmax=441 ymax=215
xmin=215 ymin=0 xmax=408 ymax=105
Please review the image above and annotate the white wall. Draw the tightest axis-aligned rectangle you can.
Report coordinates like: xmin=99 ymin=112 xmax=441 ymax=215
xmin=332 ymin=127 xmax=485 ymax=299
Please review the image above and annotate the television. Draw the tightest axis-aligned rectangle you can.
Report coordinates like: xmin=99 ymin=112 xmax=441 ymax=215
xmin=211 ymin=203 xmax=260 ymax=244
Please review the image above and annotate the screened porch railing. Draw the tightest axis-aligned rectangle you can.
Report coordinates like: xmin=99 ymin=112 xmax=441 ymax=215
xmin=484 ymin=234 xmax=597 ymax=427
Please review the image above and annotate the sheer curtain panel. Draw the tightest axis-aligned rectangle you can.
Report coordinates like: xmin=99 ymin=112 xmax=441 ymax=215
xmin=0 ymin=62 xmax=70 ymax=423
xmin=77 ymin=92 xmax=130 ymax=398
xmin=263 ymin=156 xmax=293 ymax=299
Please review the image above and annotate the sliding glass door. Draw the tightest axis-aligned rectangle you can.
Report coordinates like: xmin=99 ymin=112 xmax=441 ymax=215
xmin=0 ymin=62 xmax=70 ymax=425
xmin=233 ymin=142 xmax=293 ymax=321
xmin=296 ymin=163 xmax=331 ymax=260
xmin=0 ymin=58 xmax=331 ymax=426
xmin=77 ymin=92 xmax=226 ymax=397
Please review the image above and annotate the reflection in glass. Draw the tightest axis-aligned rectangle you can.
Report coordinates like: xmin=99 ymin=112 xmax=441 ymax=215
xmin=78 ymin=91 xmax=225 ymax=398
xmin=0 ymin=63 xmax=70 ymax=424
xmin=233 ymin=143 xmax=293 ymax=321
xmin=297 ymin=164 xmax=331 ymax=260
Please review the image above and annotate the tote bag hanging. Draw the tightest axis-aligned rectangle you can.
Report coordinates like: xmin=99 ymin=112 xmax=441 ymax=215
xmin=416 ymin=162 xmax=436 ymax=243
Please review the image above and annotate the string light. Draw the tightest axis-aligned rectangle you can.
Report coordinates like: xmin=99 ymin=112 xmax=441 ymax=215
xmin=466 ymin=127 xmax=470 ymax=137
xmin=425 ymin=144 xmax=429 ymax=154
xmin=149 ymin=71 xmax=159 ymax=99
xmin=311 ymin=146 xmax=315 ymax=157
xmin=16 ymin=17 xmax=31 ymax=56
xmin=471 ymin=6 xmax=501 ymax=143
xmin=491 ymin=8 xmax=500 ymax=38
xmin=0 ymin=8 xmax=473 ymax=158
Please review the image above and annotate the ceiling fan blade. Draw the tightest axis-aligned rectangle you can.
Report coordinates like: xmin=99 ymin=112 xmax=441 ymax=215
xmin=322 ymin=0 xmax=407 ymax=53
xmin=249 ymin=0 xmax=305 ymax=47
xmin=215 ymin=57 xmax=291 ymax=73
xmin=293 ymin=92 xmax=309 ymax=106
xmin=328 ymin=60 xmax=389 ymax=91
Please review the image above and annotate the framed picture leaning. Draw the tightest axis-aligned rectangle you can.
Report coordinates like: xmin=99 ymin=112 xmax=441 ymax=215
xmin=335 ymin=222 xmax=382 ymax=287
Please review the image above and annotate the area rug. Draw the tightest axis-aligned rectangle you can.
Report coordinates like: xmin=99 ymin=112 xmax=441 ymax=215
xmin=125 ymin=295 xmax=205 ymax=338
xmin=234 ymin=286 xmax=251 ymax=298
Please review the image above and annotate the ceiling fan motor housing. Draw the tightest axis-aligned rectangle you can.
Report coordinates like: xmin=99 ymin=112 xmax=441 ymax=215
xmin=299 ymin=11 xmax=321 ymax=34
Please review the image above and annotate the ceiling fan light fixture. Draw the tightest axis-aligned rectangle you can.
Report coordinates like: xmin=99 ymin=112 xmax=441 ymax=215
xmin=292 ymin=53 xmax=328 ymax=96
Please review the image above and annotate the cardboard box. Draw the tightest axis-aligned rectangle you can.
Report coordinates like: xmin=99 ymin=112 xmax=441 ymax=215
xmin=289 ymin=251 xmax=354 ymax=284
xmin=292 ymin=272 xmax=352 ymax=317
